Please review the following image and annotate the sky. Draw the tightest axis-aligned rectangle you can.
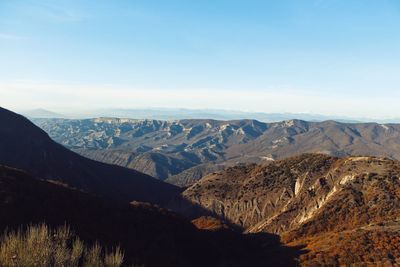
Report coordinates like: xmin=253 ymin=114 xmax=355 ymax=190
xmin=1 ymin=0 xmax=400 ymax=118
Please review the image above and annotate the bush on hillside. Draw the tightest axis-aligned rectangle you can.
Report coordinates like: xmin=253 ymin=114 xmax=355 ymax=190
xmin=0 ymin=223 xmax=124 ymax=267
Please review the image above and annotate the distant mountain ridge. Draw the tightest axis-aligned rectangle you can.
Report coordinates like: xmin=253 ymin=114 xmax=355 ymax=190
xmin=35 ymin=117 xmax=400 ymax=186
xmin=21 ymin=108 xmax=66 ymax=118
xmin=22 ymin=107 xmax=400 ymax=123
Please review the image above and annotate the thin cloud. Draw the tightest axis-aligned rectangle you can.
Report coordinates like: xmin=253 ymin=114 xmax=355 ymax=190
xmin=18 ymin=1 xmax=85 ymax=23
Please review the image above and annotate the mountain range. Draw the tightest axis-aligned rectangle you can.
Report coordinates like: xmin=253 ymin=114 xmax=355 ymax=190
xmin=2 ymin=107 xmax=400 ymax=266
xmin=34 ymin=117 xmax=400 ymax=187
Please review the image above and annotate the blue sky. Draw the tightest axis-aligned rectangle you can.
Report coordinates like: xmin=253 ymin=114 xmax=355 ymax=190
xmin=1 ymin=0 xmax=400 ymax=118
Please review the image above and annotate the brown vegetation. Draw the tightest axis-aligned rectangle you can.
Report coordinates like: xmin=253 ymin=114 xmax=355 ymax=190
xmin=191 ymin=216 xmax=230 ymax=231
xmin=0 ymin=224 xmax=123 ymax=267
xmin=288 ymin=227 xmax=400 ymax=266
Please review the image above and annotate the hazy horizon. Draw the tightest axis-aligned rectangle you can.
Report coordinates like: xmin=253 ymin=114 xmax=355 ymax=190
xmin=10 ymin=106 xmax=400 ymax=124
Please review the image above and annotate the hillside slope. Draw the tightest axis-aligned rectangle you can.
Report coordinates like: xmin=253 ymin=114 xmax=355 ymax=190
xmin=180 ymin=154 xmax=400 ymax=265
xmin=0 ymin=107 xmax=179 ymax=205
xmin=0 ymin=165 xmax=302 ymax=267
xmin=182 ymin=154 xmax=400 ymax=232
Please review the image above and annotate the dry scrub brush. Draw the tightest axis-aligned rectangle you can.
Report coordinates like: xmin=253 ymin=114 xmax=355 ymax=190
xmin=0 ymin=223 xmax=124 ymax=267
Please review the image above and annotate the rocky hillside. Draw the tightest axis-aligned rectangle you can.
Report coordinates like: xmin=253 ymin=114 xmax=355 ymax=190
xmin=180 ymin=154 xmax=400 ymax=265
xmin=34 ymin=118 xmax=400 ymax=187
xmin=0 ymin=107 xmax=179 ymax=205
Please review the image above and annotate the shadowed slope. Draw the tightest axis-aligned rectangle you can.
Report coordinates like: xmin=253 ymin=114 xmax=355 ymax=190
xmin=0 ymin=107 xmax=179 ymax=205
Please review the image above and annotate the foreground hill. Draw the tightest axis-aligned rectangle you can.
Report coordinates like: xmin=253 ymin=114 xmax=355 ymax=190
xmin=0 ymin=107 xmax=179 ymax=205
xmin=34 ymin=117 xmax=400 ymax=186
xmin=180 ymin=154 xmax=400 ymax=265
xmin=0 ymin=165 xmax=302 ymax=267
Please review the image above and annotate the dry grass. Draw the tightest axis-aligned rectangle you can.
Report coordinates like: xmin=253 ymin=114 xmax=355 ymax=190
xmin=0 ymin=223 xmax=124 ymax=267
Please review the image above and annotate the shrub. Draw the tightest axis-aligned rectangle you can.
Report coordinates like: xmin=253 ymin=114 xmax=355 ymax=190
xmin=0 ymin=223 xmax=124 ymax=267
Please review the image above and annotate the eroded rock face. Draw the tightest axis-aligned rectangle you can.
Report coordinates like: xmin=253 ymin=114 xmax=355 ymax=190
xmin=181 ymin=154 xmax=400 ymax=236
